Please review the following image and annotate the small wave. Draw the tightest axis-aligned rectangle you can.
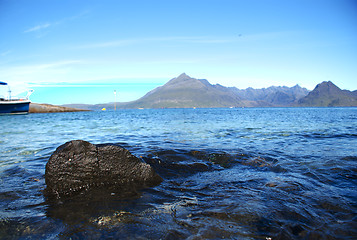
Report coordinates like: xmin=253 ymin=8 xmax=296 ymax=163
xmin=301 ymin=133 xmax=357 ymax=139
xmin=19 ymin=149 xmax=40 ymax=156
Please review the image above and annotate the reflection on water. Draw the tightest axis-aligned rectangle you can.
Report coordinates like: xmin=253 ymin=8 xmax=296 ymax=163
xmin=0 ymin=108 xmax=356 ymax=239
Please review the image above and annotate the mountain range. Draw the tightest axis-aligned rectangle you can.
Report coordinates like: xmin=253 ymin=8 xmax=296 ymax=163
xmin=65 ymin=73 xmax=357 ymax=109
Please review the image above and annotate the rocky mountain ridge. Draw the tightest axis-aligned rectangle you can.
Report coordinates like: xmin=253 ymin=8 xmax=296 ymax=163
xmin=64 ymin=73 xmax=357 ymax=109
xmin=298 ymin=81 xmax=357 ymax=107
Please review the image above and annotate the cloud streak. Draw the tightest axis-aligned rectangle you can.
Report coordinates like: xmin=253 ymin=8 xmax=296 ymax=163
xmin=0 ymin=60 xmax=83 ymax=87
xmin=24 ymin=23 xmax=51 ymax=33
xmin=77 ymin=36 xmax=238 ymax=49
xmin=76 ymin=31 xmax=301 ymax=49
xmin=24 ymin=10 xmax=89 ymax=34
xmin=0 ymin=50 xmax=12 ymax=57
xmin=11 ymin=60 xmax=82 ymax=72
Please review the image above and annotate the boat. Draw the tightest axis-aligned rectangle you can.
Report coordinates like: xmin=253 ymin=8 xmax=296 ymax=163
xmin=0 ymin=81 xmax=33 ymax=114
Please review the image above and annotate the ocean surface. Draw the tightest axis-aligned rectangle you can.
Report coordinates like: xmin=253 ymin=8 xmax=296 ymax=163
xmin=0 ymin=108 xmax=356 ymax=239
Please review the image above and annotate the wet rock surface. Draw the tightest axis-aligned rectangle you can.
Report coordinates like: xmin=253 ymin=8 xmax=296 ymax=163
xmin=45 ymin=140 xmax=163 ymax=198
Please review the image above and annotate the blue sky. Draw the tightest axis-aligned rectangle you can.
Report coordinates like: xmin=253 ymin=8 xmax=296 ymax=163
xmin=0 ymin=0 xmax=356 ymax=104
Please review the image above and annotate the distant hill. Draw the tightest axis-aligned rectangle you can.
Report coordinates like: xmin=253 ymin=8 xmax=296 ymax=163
xmin=231 ymin=84 xmax=309 ymax=107
xmin=298 ymin=81 xmax=357 ymax=107
xmin=120 ymin=73 xmax=245 ymax=108
xmin=62 ymin=74 xmax=356 ymax=109
xmin=118 ymin=73 xmax=310 ymax=108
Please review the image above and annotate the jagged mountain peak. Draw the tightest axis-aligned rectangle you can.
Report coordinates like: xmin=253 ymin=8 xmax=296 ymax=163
xmin=292 ymin=84 xmax=302 ymax=89
xmin=166 ymin=73 xmax=193 ymax=85
xmin=316 ymin=80 xmax=339 ymax=88
xmin=165 ymin=73 xmax=211 ymax=89
xmin=169 ymin=72 xmax=191 ymax=82
xmin=298 ymin=80 xmax=357 ymax=106
xmin=315 ymin=81 xmax=341 ymax=90
xmin=177 ymin=72 xmax=190 ymax=79
xmin=313 ymin=81 xmax=342 ymax=95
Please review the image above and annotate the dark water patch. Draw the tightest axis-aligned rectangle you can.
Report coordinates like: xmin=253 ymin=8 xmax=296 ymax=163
xmin=44 ymin=184 xmax=145 ymax=224
xmin=0 ymin=216 xmax=61 ymax=240
xmin=143 ymin=149 xmax=214 ymax=178
xmin=301 ymin=132 xmax=357 ymax=139
xmin=341 ymin=155 xmax=357 ymax=161
xmin=206 ymin=152 xmax=237 ymax=168
xmin=0 ymin=164 xmax=45 ymax=215
xmin=143 ymin=148 xmax=287 ymax=180
xmin=331 ymin=166 xmax=357 ymax=183
xmin=0 ymin=191 xmax=21 ymax=202
xmin=1 ymin=165 xmax=33 ymax=180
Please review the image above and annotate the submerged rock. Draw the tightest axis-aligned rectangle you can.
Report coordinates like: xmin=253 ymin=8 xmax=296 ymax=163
xmin=45 ymin=140 xmax=163 ymax=198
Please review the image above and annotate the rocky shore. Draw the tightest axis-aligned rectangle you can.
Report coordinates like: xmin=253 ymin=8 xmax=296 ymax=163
xmin=29 ymin=103 xmax=89 ymax=113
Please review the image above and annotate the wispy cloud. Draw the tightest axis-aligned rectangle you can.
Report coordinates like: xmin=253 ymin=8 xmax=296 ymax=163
xmin=61 ymin=10 xmax=90 ymax=23
xmin=77 ymin=36 xmax=238 ymax=49
xmin=31 ymin=60 xmax=82 ymax=70
xmin=24 ymin=23 xmax=51 ymax=33
xmin=0 ymin=60 xmax=82 ymax=86
xmin=79 ymin=39 xmax=141 ymax=48
xmin=24 ymin=10 xmax=89 ymax=34
xmin=9 ymin=60 xmax=82 ymax=73
xmin=0 ymin=50 xmax=11 ymax=57
xmin=76 ymin=32 xmax=299 ymax=49
xmin=27 ymin=82 xmax=158 ymax=88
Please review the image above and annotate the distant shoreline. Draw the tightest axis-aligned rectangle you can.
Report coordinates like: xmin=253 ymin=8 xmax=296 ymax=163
xmin=29 ymin=103 xmax=89 ymax=113
xmin=61 ymin=104 xmax=357 ymax=111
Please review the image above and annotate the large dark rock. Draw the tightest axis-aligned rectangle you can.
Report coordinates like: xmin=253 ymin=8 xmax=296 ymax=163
xmin=45 ymin=140 xmax=163 ymax=198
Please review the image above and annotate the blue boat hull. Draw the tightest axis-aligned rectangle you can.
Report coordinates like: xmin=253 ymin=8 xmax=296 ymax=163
xmin=0 ymin=101 xmax=30 ymax=114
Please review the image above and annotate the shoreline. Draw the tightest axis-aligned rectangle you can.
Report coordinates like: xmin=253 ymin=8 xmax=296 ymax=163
xmin=29 ymin=103 xmax=90 ymax=113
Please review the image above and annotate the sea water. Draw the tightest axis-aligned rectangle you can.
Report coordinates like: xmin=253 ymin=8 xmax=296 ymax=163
xmin=0 ymin=108 xmax=356 ymax=239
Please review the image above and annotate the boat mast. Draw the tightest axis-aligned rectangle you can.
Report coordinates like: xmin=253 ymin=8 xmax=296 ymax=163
xmin=8 ymin=88 xmax=11 ymax=101
xmin=114 ymin=90 xmax=117 ymax=111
